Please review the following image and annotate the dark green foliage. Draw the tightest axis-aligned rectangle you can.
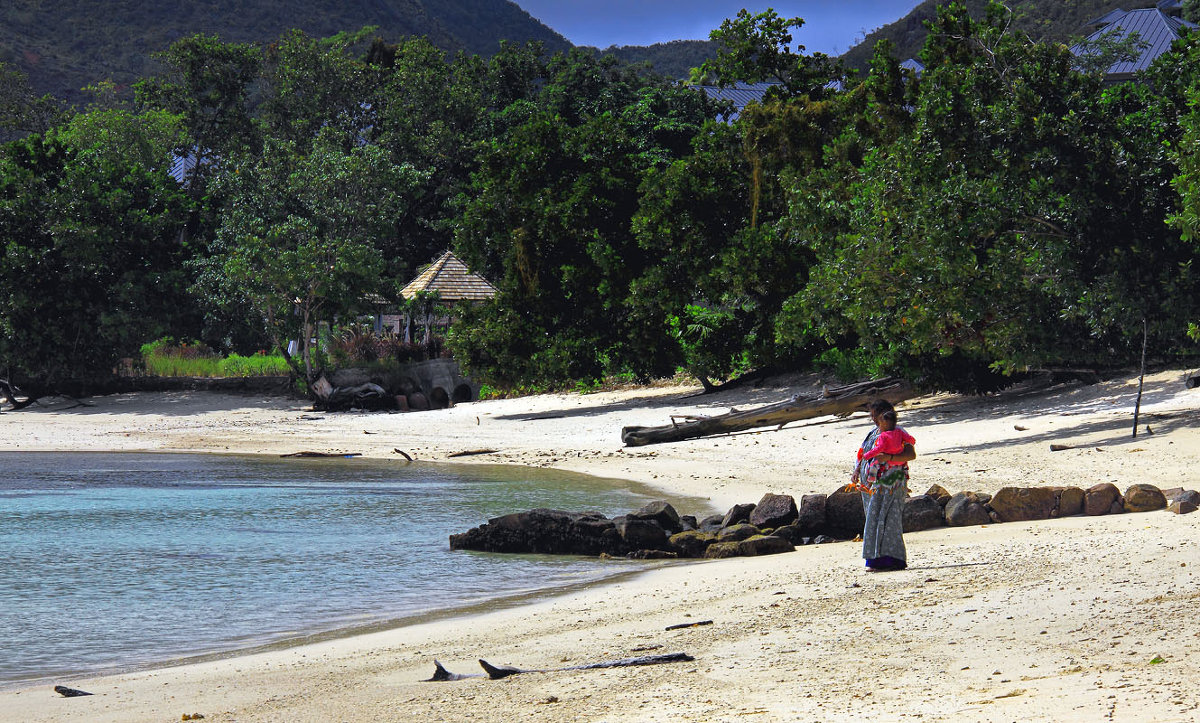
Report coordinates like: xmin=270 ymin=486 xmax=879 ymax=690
xmin=0 ymin=0 xmax=571 ymax=105
xmin=840 ymin=0 xmax=1143 ymax=72
xmin=0 ymin=132 xmax=192 ymax=389
xmin=449 ymin=50 xmax=714 ymax=387
xmin=586 ymin=41 xmax=718 ymax=81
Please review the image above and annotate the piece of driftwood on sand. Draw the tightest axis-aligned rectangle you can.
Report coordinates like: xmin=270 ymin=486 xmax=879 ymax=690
xmin=620 ymin=377 xmax=915 ymax=447
xmin=425 ymin=652 xmax=695 ymax=681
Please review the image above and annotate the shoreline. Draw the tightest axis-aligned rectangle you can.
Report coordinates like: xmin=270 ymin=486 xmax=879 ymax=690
xmin=2 ymin=369 xmax=1199 ymax=721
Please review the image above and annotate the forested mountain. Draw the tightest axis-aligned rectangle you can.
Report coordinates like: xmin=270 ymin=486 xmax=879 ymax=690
xmin=0 ymin=0 xmax=570 ymax=103
xmin=586 ymin=40 xmax=717 ymax=80
xmin=841 ymin=0 xmax=1156 ymax=70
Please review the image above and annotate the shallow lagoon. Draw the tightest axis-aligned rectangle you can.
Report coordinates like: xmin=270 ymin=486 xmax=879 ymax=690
xmin=0 ymin=452 xmax=691 ymax=687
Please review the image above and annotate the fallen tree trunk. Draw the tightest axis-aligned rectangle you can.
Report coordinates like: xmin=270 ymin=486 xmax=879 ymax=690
xmin=621 ymin=377 xmax=916 ymax=447
xmin=0 ymin=379 xmax=38 ymax=411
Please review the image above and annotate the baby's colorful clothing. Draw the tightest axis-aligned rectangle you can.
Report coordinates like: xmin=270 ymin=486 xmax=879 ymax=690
xmin=860 ymin=427 xmax=916 ymax=463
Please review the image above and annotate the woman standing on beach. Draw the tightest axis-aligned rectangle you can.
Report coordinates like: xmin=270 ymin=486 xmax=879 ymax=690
xmin=851 ymin=399 xmax=915 ymax=572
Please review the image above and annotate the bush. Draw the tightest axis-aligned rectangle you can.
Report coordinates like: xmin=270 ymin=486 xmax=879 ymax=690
xmin=139 ymin=338 xmax=290 ymax=378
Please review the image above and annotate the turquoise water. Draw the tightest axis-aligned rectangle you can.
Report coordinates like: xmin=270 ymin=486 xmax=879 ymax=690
xmin=0 ymin=452 xmax=682 ymax=688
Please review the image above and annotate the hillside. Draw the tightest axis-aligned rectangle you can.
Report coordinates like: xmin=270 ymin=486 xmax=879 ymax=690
xmin=840 ymin=0 xmax=1156 ymax=71
xmin=587 ymin=40 xmax=717 ymax=80
xmin=0 ymin=0 xmax=570 ymax=103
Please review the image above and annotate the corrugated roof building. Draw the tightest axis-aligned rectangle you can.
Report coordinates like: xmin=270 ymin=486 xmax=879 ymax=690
xmin=1072 ymin=7 xmax=1196 ymax=81
xmin=400 ymin=250 xmax=497 ymax=302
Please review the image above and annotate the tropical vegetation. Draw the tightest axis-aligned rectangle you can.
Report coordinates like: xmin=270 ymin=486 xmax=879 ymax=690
xmin=2 ymin=2 xmax=1199 ymax=399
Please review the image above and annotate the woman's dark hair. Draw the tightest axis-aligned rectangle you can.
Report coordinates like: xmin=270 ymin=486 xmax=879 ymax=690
xmin=867 ymin=399 xmax=895 ymax=416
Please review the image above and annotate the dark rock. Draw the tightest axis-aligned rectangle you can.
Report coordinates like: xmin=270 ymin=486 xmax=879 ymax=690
xmin=717 ymin=523 xmax=762 ymax=543
xmin=990 ymin=487 xmax=1059 ymax=522
xmin=1159 ymin=488 xmax=1200 ymax=507
xmin=1124 ymin=484 xmax=1167 ymax=513
xmin=749 ymin=493 xmax=798 ymax=529
xmin=812 ymin=535 xmax=837 ymax=544
xmin=704 ymin=541 xmax=744 ymax=559
xmin=975 ymin=492 xmax=992 ymax=505
xmin=408 ymin=392 xmax=430 ymax=411
xmin=722 ymin=503 xmax=756 ymax=528
xmin=825 ymin=488 xmax=865 ymax=539
xmin=902 ymin=495 xmax=946 ymax=532
xmin=679 ymin=515 xmax=698 ymax=531
xmin=1169 ymin=500 xmax=1198 ymax=515
xmin=669 ymin=530 xmax=716 ymax=558
xmin=450 ymin=509 xmax=619 ymax=555
xmin=796 ymin=494 xmax=827 ymax=536
xmin=1085 ymin=483 xmax=1122 ymax=516
xmin=925 ymin=484 xmax=952 ymax=505
xmin=627 ymin=549 xmax=678 ymax=560
xmin=1057 ymin=487 xmax=1085 ymax=517
xmin=630 ymin=500 xmax=682 ymax=534
xmin=616 ymin=517 xmax=670 ymax=549
xmin=1160 ymin=487 xmax=1185 ymax=502
xmin=698 ymin=514 xmax=725 ymax=531
xmin=1173 ymin=490 xmax=1200 ymax=507
xmin=1108 ymin=498 xmax=1125 ymax=515
xmin=771 ymin=524 xmax=805 ymax=545
xmin=988 ymin=509 xmax=1002 ymax=523
xmin=944 ymin=492 xmax=991 ymax=527
xmin=737 ymin=535 xmax=795 ymax=556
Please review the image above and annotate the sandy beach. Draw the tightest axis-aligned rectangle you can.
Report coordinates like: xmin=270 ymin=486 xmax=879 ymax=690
xmin=2 ymin=369 xmax=1199 ymax=722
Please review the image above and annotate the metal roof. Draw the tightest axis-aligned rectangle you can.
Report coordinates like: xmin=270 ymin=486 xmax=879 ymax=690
xmin=399 ymin=250 xmax=497 ymax=302
xmin=1086 ymin=8 xmax=1129 ymax=27
xmin=1073 ymin=8 xmax=1196 ymax=76
xmin=697 ymin=82 xmax=779 ymax=118
xmin=900 ymin=58 xmax=925 ymax=76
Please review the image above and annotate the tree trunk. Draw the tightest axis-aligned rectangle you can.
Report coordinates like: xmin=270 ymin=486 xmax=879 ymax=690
xmin=620 ymin=377 xmax=916 ymax=447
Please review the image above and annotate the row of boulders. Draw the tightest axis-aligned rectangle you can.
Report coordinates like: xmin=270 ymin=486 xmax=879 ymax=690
xmin=448 ymin=484 xmax=1199 ymax=561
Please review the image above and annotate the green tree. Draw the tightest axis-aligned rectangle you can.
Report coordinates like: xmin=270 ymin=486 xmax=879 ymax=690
xmin=202 ymin=129 xmax=427 ymax=385
xmin=134 ymin=34 xmax=261 ymax=190
xmin=0 ymin=132 xmax=192 ymax=392
xmin=451 ymin=51 xmax=712 ymax=387
xmin=0 ymin=62 xmax=63 ymax=141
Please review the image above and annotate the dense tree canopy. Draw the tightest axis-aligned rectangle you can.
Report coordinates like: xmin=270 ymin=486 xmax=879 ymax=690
xmin=2 ymin=2 xmax=1199 ymax=396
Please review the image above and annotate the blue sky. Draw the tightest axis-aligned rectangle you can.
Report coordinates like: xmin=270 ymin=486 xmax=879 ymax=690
xmin=514 ymin=1 xmax=924 ymax=55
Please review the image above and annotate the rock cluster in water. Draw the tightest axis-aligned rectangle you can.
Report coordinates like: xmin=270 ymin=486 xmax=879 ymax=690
xmin=449 ymin=484 xmax=1198 ymax=560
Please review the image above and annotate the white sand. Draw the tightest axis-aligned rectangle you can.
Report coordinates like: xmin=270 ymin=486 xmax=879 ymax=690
xmin=2 ymin=369 xmax=1199 ymax=721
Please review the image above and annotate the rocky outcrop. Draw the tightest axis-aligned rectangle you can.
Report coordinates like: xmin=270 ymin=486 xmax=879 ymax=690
xmin=1124 ymin=484 xmax=1167 ymax=513
xmin=669 ymin=530 xmax=716 ymax=557
xmin=796 ymin=494 xmax=827 ymax=537
xmin=749 ymin=493 xmax=798 ymax=529
xmin=825 ymin=489 xmax=865 ymax=539
xmin=451 ymin=482 xmax=1198 ymax=560
xmin=945 ymin=492 xmax=992 ymax=527
xmin=449 ymin=509 xmax=620 ymax=556
xmin=630 ymin=501 xmax=683 ymax=534
xmin=990 ymin=487 xmax=1059 ymax=522
xmin=1085 ymin=483 xmax=1123 ymax=516
xmin=903 ymin=495 xmax=946 ymax=532
xmin=722 ymin=503 xmax=756 ymax=527
xmin=738 ymin=535 xmax=795 ymax=556
xmin=1057 ymin=487 xmax=1085 ymax=517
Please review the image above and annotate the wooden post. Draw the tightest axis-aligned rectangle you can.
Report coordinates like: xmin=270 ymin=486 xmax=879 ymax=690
xmin=1133 ymin=318 xmax=1147 ymax=439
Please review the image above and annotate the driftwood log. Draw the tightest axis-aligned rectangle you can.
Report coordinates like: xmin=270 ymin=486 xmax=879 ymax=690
xmin=0 ymin=379 xmax=37 ymax=411
xmin=426 ymin=652 xmax=694 ymax=681
xmin=1187 ymin=375 xmax=1200 ymax=390
xmin=621 ymin=377 xmax=915 ymax=447
xmin=312 ymin=375 xmax=394 ymax=412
